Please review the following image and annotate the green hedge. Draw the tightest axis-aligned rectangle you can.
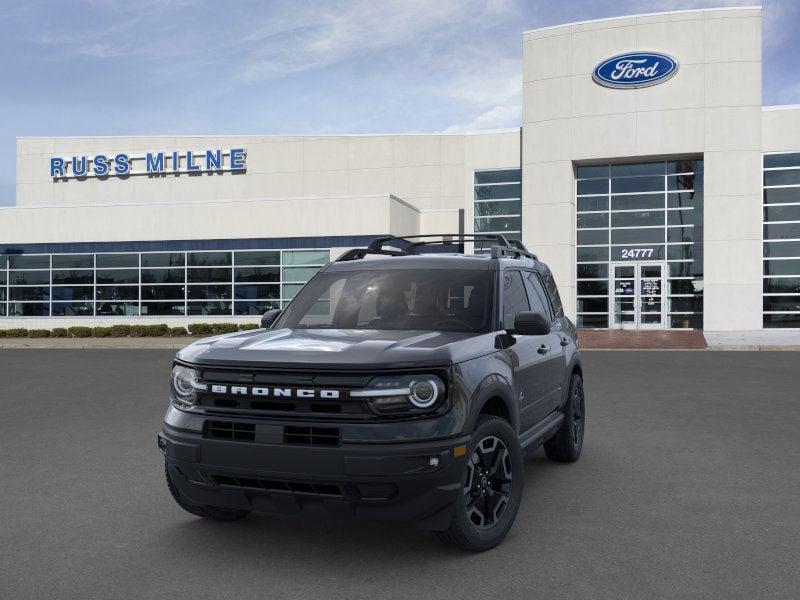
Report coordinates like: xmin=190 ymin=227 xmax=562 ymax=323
xmin=0 ymin=323 xmax=259 ymax=338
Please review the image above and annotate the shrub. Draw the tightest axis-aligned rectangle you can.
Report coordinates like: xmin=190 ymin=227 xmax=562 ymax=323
xmin=188 ymin=323 xmax=213 ymax=336
xmin=211 ymin=323 xmax=239 ymax=335
xmin=109 ymin=324 xmax=132 ymax=337
xmin=129 ymin=325 xmax=148 ymax=337
xmin=51 ymin=328 xmax=69 ymax=338
xmin=146 ymin=324 xmax=170 ymax=337
xmin=92 ymin=327 xmax=113 ymax=338
xmin=238 ymin=323 xmax=260 ymax=331
xmin=4 ymin=328 xmax=28 ymax=337
xmin=168 ymin=326 xmax=188 ymax=336
xmin=28 ymin=329 xmax=51 ymax=338
xmin=67 ymin=326 xmax=93 ymax=338
xmin=130 ymin=324 xmax=169 ymax=337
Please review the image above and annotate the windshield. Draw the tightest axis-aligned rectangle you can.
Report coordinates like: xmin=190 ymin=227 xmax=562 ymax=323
xmin=275 ymin=269 xmax=495 ymax=333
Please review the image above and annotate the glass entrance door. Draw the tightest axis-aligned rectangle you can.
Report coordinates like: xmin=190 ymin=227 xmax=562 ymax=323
xmin=610 ymin=262 xmax=666 ymax=329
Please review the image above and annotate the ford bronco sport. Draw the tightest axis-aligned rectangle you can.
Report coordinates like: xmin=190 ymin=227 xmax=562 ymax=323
xmin=159 ymin=234 xmax=585 ymax=551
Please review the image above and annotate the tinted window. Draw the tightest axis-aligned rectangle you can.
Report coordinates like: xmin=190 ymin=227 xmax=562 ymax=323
xmin=96 ymin=254 xmax=138 ymax=268
xmin=277 ymin=269 xmax=495 ymax=333
xmin=542 ymin=271 xmax=564 ymax=318
xmin=522 ymin=271 xmax=551 ymax=319
xmin=502 ymin=271 xmax=530 ymax=329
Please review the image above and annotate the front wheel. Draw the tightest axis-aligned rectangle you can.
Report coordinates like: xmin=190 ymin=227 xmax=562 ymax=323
xmin=436 ymin=416 xmax=524 ymax=551
xmin=543 ymin=373 xmax=585 ymax=463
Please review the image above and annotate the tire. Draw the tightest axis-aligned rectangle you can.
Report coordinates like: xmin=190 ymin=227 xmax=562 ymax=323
xmin=164 ymin=463 xmax=250 ymax=521
xmin=543 ymin=373 xmax=585 ymax=463
xmin=436 ymin=416 xmax=524 ymax=552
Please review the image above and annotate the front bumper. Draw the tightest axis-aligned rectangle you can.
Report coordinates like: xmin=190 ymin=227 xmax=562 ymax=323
xmin=159 ymin=418 xmax=470 ymax=531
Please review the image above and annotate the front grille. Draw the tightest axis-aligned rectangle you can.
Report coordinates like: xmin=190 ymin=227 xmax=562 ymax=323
xmin=206 ymin=420 xmax=255 ymax=441
xmin=211 ymin=474 xmax=343 ymax=497
xmin=195 ymin=369 xmax=374 ymax=420
xmin=204 ymin=420 xmax=340 ymax=446
xmin=284 ymin=426 xmax=341 ymax=447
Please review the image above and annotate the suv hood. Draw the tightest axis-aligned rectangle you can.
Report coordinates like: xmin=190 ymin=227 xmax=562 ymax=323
xmin=176 ymin=327 xmax=496 ymax=370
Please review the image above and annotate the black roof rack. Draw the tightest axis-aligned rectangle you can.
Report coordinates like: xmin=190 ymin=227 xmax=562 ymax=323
xmin=335 ymin=234 xmax=538 ymax=262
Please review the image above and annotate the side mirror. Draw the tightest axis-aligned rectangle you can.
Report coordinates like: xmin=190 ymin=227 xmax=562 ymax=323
xmin=260 ymin=308 xmax=282 ymax=329
xmin=513 ymin=311 xmax=551 ymax=336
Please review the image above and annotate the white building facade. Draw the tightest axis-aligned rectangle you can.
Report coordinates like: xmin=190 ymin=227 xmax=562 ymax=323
xmin=2 ymin=6 xmax=799 ymax=333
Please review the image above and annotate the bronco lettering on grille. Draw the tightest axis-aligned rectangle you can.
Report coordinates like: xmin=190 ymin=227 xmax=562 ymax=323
xmin=209 ymin=385 xmax=341 ymax=399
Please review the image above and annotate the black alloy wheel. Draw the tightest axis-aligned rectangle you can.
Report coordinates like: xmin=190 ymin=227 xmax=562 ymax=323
xmin=436 ymin=415 xmax=523 ymax=551
xmin=464 ymin=436 xmax=513 ymax=529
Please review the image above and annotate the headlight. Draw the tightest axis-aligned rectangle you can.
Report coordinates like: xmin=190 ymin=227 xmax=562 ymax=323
xmin=170 ymin=365 xmax=205 ymax=409
xmin=351 ymin=374 xmax=446 ymax=416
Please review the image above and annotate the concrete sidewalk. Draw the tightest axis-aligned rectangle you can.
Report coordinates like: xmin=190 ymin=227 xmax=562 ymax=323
xmin=705 ymin=329 xmax=800 ymax=350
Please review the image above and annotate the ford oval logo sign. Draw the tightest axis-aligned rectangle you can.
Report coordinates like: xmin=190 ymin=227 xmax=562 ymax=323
xmin=593 ymin=52 xmax=679 ymax=89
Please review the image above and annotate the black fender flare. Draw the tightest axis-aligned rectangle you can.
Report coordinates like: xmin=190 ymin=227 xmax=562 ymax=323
xmin=558 ymin=355 xmax=583 ymax=410
xmin=465 ymin=372 xmax=519 ymax=434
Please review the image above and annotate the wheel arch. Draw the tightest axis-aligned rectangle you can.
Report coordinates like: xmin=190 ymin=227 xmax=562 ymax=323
xmin=467 ymin=377 xmax=519 ymax=433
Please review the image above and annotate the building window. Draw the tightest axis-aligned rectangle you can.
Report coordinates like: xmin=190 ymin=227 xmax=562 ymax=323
xmin=474 ymin=169 xmax=521 ymax=250
xmin=763 ymin=152 xmax=800 ymax=328
xmin=0 ymin=248 xmax=329 ymax=318
xmin=575 ymin=159 xmax=704 ymax=329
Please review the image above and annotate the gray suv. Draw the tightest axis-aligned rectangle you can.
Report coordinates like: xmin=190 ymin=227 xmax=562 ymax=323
xmin=159 ymin=235 xmax=584 ymax=551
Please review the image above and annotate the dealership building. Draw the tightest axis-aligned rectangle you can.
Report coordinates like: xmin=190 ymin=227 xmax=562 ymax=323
xmin=2 ymin=5 xmax=799 ymax=334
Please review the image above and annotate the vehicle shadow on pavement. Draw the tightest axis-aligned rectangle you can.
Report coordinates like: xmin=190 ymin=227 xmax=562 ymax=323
xmin=156 ymin=448 xmax=566 ymax=563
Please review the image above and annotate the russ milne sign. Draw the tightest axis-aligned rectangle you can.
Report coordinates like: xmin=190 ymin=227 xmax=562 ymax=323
xmin=593 ymin=52 xmax=678 ymax=89
xmin=49 ymin=148 xmax=246 ymax=179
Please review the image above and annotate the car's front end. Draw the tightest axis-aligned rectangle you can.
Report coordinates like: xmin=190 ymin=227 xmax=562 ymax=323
xmin=159 ymin=357 xmax=473 ymax=529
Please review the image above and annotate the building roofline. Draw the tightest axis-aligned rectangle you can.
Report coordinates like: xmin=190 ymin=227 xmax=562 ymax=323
xmin=16 ymin=128 xmax=520 ymax=141
xmin=522 ymin=5 xmax=761 ymax=36
xmin=763 ymin=104 xmax=800 ymax=112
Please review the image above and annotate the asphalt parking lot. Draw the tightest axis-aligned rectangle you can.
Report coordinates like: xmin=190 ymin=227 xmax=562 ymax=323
xmin=1 ymin=350 xmax=798 ymax=600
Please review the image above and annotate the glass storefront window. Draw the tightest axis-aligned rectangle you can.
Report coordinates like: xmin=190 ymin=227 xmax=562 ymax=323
xmin=576 ymin=159 xmax=704 ymax=329
xmin=474 ymin=170 xmax=522 ymax=244
xmin=96 ymin=254 xmax=138 ymax=268
xmin=10 ymin=271 xmax=50 ymax=285
xmin=234 ymin=251 xmax=279 ymax=266
xmin=142 ymin=268 xmax=184 ymax=284
xmin=9 ymin=255 xmax=49 ymax=269
xmin=188 ymin=252 xmax=232 ymax=267
xmin=52 ymin=254 xmax=93 ymax=269
xmin=52 ymin=270 xmax=93 ymax=284
xmin=96 ymin=269 xmax=138 ymax=284
xmin=763 ymin=153 xmax=800 ymax=328
xmin=141 ymin=253 xmax=184 ymax=268
xmin=0 ymin=248 xmax=329 ymax=319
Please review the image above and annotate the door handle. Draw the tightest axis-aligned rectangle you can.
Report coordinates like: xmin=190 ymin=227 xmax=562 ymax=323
xmin=537 ymin=344 xmax=550 ymax=355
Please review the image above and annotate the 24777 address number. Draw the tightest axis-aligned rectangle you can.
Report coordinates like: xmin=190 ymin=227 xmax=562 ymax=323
xmin=620 ymin=248 xmax=655 ymax=259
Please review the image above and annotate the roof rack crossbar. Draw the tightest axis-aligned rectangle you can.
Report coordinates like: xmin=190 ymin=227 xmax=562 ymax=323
xmin=335 ymin=233 xmax=537 ymax=262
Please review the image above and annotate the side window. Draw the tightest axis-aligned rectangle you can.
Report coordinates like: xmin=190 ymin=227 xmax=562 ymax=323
xmin=502 ymin=271 xmax=530 ymax=329
xmin=543 ymin=271 xmax=564 ymax=318
xmin=522 ymin=271 xmax=551 ymax=320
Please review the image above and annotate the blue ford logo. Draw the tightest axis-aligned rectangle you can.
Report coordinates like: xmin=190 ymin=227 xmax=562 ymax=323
xmin=593 ymin=52 xmax=678 ymax=89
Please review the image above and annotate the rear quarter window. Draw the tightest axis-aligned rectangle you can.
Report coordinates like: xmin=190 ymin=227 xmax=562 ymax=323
xmin=542 ymin=271 xmax=564 ymax=318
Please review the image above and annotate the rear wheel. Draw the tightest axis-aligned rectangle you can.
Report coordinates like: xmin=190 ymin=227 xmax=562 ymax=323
xmin=543 ymin=373 xmax=585 ymax=463
xmin=164 ymin=463 xmax=250 ymax=521
xmin=436 ymin=416 xmax=523 ymax=551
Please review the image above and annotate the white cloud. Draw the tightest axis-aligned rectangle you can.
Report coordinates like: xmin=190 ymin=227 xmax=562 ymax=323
xmin=235 ymin=0 xmax=479 ymax=82
xmin=442 ymin=103 xmax=521 ymax=132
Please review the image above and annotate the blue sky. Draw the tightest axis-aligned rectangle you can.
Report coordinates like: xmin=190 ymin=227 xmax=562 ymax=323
xmin=1 ymin=0 xmax=798 ymax=206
